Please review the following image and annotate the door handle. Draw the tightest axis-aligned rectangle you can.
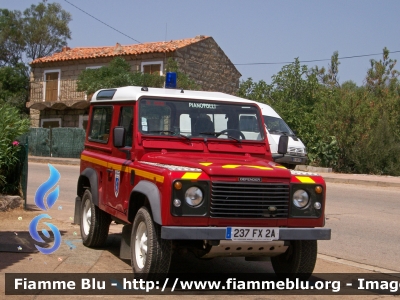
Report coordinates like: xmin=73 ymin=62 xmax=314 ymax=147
xmin=107 ymin=169 xmax=113 ymax=180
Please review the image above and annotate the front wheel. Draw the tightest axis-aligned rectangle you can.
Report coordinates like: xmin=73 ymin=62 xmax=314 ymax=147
xmin=131 ymin=207 xmax=172 ymax=280
xmin=271 ymin=240 xmax=317 ymax=280
xmin=80 ymin=189 xmax=111 ymax=247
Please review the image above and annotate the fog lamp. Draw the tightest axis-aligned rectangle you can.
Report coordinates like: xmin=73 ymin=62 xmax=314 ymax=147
xmin=173 ymin=199 xmax=181 ymax=207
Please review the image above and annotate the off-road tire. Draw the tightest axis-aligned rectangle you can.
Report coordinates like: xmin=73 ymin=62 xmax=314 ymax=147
xmin=80 ymin=189 xmax=111 ymax=247
xmin=271 ymin=240 xmax=317 ymax=280
xmin=131 ymin=207 xmax=172 ymax=280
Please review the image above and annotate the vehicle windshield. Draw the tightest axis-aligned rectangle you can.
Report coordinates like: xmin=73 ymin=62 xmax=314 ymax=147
xmin=263 ymin=116 xmax=294 ymax=135
xmin=139 ymin=99 xmax=263 ymax=141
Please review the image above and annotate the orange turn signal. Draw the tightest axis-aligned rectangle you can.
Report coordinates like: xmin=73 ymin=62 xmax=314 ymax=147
xmin=174 ymin=181 xmax=182 ymax=190
xmin=315 ymin=186 xmax=323 ymax=194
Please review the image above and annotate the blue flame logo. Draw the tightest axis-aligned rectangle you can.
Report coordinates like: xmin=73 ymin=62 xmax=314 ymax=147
xmin=29 ymin=164 xmax=62 ymax=254
xmin=34 ymin=164 xmax=60 ymax=210
xmin=29 ymin=214 xmax=61 ymax=254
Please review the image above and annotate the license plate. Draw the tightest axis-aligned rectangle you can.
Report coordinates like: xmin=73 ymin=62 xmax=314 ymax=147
xmin=226 ymin=227 xmax=279 ymax=241
xmin=292 ymin=157 xmax=302 ymax=162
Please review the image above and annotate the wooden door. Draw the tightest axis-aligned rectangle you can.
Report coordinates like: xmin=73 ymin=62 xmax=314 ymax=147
xmin=45 ymin=72 xmax=59 ymax=102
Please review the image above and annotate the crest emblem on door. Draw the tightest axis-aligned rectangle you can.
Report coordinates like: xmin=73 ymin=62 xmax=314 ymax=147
xmin=114 ymin=170 xmax=120 ymax=197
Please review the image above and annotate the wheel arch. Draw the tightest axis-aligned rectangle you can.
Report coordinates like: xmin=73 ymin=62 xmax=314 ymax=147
xmin=128 ymin=180 xmax=162 ymax=224
xmin=77 ymin=168 xmax=99 ymax=206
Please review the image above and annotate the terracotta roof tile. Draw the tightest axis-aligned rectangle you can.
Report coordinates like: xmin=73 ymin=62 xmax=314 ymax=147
xmin=30 ymin=36 xmax=209 ymax=65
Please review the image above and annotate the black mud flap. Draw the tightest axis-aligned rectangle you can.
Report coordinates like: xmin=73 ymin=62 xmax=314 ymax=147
xmin=73 ymin=196 xmax=81 ymax=225
xmin=120 ymin=224 xmax=132 ymax=260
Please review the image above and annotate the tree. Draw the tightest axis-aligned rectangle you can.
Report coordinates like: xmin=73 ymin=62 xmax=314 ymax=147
xmin=0 ymin=1 xmax=72 ymax=114
xmin=366 ymin=47 xmax=399 ymax=94
xmin=364 ymin=48 xmax=400 ymax=135
xmin=0 ymin=63 xmax=29 ymax=113
xmin=237 ymin=78 xmax=271 ymax=103
xmin=312 ymin=51 xmax=340 ymax=87
xmin=0 ymin=1 xmax=72 ymax=66
xmin=0 ymin=103 xmax=30 ymax=194
xmin=0 ymin=9 xmax=25 ymax=67
xmin=22 ymin=0 xmax=72 ymax=61
xmin=77 ymin=57 xmax=200 ymax=95
xmin=77 ymin=58 xmax=165 ymax=94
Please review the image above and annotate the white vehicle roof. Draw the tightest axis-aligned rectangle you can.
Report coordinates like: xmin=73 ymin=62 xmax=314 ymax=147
xmin=91 ymin=86 xmax=257 ymax=105
xmin=255 ymin=102 xmax=281 ymax=119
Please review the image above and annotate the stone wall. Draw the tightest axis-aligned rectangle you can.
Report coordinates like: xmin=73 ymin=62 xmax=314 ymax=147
xmin=30 ymin=109 xmax=40 ymax=127
xmin=30 ymin=55 xmax=168 ymax=82
xmin=174 ymin=37 xmax=241 ymax=95
xmin=29 ymin=39 xmax=242 ymax=128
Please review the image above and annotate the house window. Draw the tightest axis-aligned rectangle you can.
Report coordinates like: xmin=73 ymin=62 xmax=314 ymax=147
xmin=41 ymin=118 xmax=61 ymax=128
xmin=141 ymin=61 xmax=163 ymax=75
xmin=79 ymin=115 xmax=89 ymax=130
xmin=44 ymin=70 xmax=60 ymax=102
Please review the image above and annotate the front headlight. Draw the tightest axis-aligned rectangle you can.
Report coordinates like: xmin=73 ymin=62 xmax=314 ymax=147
xmin=293 ymin=189 xmax=309 ymax=208
xmin=185 ymin=187 xmax=203 ymax=207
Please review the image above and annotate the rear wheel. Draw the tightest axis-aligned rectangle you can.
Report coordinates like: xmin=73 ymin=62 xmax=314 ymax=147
xmin=271 ymin=240 xmax=317 ymax=280
xmin=131 ymin=207 xmax=172 ymax=280
xmin=80 ymin=189 xmax=111 ymax=247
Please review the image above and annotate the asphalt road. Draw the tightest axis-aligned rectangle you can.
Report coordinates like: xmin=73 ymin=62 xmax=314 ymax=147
xmin=27 ymin=162 xmax=400 ymax=272
xmin=320 ymin=182 xmax=400 ymax=272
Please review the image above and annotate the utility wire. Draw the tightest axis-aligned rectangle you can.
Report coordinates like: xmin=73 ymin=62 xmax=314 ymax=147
xmin=63 ymin=0 xmax=142 ymax=44
xmin=63 ymin=0 xmax=400 ymax=67
xmin=232 ymin=50 xmax=400 ymax=66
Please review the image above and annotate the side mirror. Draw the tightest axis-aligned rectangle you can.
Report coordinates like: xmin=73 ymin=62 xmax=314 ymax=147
xmin=278 ymin=135 xmax=288 ymax=155
xmin=113 ymin=126 xmax=126 ymax=148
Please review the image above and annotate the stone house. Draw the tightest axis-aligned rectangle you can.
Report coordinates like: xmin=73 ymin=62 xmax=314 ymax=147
xmin=28 ymin=35 xmax=241 ymax=129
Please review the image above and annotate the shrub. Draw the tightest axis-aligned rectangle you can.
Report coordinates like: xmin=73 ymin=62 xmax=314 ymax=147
xmin=0 ymin=103 xmax=29 ymax=194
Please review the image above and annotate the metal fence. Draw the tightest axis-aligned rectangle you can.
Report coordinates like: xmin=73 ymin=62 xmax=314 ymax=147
xmin=24 ymin=127 xmax=86 ymax=158
xmin=30 ymin=79 xmax=88 ymax=103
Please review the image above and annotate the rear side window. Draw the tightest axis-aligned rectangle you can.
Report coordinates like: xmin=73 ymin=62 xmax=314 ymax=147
xmin=88 ymin=106 xmax=113 ymax=143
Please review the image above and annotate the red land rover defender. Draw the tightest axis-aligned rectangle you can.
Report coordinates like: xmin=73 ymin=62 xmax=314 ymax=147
xmin=74 ymin=86 xmax=330 ymax=279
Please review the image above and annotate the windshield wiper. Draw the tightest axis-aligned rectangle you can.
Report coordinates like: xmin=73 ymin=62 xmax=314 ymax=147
xmin=147 ymin=130 xmax=191 ymax=142
xmin=198 ymin=131 xmax=218 ymax=136
xmin=199 ymin=132 xmax=241 ymax=143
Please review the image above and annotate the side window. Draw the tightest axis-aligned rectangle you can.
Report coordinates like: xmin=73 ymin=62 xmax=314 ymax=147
xmin=119 ymin=106 xmax=133 ymax=147
xmin=239 ymin=115 xmax=259 ymax=132
xmin=88 ymin=106 xmax=113 ymax=143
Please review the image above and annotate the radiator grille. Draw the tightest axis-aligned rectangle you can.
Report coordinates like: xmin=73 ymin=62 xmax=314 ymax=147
xmin=210 ymin=182 xmax=290 ymax=218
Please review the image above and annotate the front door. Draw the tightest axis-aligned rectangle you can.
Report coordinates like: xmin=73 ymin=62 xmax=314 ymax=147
xmin=45 ymin=72 xmax=59 ymax=102
xmin=105 ymin=105 xmax=134 ymax=213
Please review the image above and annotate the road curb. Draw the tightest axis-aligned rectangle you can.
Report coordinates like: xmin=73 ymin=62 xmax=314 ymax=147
xmin=322 ymin=176 xmax=400 ymax=188
xmin=29 ymin=156 xmax=80 ymax=166
xmin=28 ymin=157 xmax=400 ymax=188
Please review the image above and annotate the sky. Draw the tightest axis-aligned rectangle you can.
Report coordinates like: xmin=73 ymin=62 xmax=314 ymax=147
xmin=3 ymin=0 xmax=400 ymax=86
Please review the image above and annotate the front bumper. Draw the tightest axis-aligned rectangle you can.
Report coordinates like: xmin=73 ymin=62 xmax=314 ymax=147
xmin=273 ymin=154 xmax=308 ymax=165
xmin=161 ymin=226 xmax=330 ymax=240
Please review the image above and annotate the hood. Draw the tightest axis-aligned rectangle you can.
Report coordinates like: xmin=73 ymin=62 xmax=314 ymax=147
xmin=141 ymin=152 xmax=291 ymax=179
